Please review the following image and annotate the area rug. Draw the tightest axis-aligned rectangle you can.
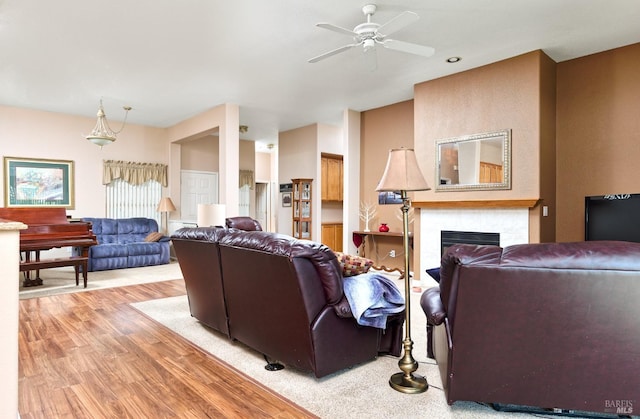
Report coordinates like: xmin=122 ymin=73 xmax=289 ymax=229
xmin=18 ymin=261 xmax=183 ymax=300
xmin=132 ymin=280 xmax=533 ymax=419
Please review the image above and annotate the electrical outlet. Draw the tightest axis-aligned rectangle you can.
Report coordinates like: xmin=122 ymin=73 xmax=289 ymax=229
xmin=389 ymin=250 xmax=396 ymax=257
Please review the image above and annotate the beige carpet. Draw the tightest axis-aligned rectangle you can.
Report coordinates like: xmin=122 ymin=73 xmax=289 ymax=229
xmin=131 ymin=275 xmax=536 ymax=419
xmin=18 ymin=261 xmax=183 ymax=299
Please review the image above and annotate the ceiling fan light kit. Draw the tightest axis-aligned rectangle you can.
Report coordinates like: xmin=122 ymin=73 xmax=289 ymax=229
xmin=309 ymin=4 xmax=435 ymax=67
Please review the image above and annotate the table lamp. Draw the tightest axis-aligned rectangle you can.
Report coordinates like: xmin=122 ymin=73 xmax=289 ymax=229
xmin=197 ymin=204 xmax=226 ymax=227
xmin=156 ymin=197 xmax=176 ymax=235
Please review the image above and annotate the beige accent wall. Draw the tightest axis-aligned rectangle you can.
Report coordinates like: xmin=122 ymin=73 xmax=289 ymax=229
xmin=538 ymin=53 xmax=558 ymax=243
xmin=556 ymin=43 xmax=640 ymax=242
xmin=360 ymin=100 xmax=415 ymax=272
xmin=359 ymin=51 xmax=558 ymax=273
xmin=414 ymin=51 xmax=544 ymax=202
xmin=412 ymin=50 xmax=557 ymax=243
xmin=180 ymin=135 xmax=220 ymax=171
xmin=278 ymin=124 xmax=318 ymax=235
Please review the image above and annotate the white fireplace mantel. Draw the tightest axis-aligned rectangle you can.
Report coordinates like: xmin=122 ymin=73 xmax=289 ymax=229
xmin=416 ymin=199 xmax=538 ymax=277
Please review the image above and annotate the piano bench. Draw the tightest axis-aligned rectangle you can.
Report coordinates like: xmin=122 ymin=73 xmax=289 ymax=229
xmin=20 ymin=256 xmax=89 ymax=288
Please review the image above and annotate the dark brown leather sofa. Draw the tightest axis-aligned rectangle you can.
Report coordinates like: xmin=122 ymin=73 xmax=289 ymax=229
xmin=172 ymin=227 xmax=403 ymax=378
xmin=420 ymin=241 xmax=640 ymax=416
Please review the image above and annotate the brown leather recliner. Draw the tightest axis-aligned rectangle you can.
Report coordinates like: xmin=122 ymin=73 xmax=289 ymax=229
xmin=225 ymin=216 xmax=262 ymax=231
xmin=171 ymin=228 xmax=403 ymax=378
xmin=421 ymin=241 xmax=640 ymax=416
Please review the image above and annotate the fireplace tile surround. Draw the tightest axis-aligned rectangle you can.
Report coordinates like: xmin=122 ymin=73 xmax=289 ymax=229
xmin=419 ymin=207 xmax=530 ymax=277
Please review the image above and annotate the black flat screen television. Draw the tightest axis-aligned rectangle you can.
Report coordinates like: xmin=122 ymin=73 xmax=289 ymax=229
xmin=585 ymin=193 xmax=640 ymax=242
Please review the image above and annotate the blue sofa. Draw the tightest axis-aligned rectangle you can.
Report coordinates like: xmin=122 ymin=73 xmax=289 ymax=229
xmin=74 ymin=217 xmax=170 ymax=271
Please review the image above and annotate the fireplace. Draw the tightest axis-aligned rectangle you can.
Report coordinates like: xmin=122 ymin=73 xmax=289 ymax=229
xmin=419 ymin=207 xmax=530 ymax=273
xmin=441 ymin=230 xmax=500 ymax=255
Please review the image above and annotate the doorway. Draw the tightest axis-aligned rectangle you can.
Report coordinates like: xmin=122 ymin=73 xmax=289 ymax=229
xmin=255 ymin=182 xmax=270 ymax=231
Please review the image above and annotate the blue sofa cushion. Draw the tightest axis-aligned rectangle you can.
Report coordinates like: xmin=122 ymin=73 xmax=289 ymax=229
xmin=128 ymin=241 xmax=167 ymax=256
xmin=90 ymin=243 xmax=129 ymax=258
xmin=117 ymin=218 xmax=158 ymax=243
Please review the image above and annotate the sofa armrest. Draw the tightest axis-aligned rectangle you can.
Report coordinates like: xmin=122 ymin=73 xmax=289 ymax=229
xmin=332 ymin=295 xmax=354 ymax=318
xmin=420 ymin=287 xmax=445 ymax=326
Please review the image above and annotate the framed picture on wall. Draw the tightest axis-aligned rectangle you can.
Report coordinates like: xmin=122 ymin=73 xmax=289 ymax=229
xmin=282 ymin=192 xmax=292 ymax=207
xmin=3 ymin=156 xmax=75 ymax=209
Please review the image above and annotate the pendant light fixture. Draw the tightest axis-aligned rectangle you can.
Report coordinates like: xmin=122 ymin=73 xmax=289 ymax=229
xmin=85 ymin=99 xmax=132 ymax=147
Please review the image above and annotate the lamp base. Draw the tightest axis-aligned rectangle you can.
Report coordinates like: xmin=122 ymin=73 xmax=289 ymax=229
xmin=389 ymin=372 xmax=428 ymax=394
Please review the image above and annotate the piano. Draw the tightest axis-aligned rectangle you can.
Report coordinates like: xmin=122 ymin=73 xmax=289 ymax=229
xmin=0 ymin=207 xmax=97 ymax=287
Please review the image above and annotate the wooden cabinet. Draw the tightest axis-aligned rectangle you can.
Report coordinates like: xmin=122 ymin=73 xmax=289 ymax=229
xmin=479 ymin=161 xmax=504 ymax=183
xmin=292 ymin=178 xmax=313 ymax=240
xmin=321 ymin=155 xmax=343 ymax=201
xmin=321 ymin=223 xmax=343 ymax=252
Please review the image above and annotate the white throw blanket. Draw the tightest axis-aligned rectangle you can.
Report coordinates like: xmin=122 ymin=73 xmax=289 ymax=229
xmin=342 ymin=273 xmax=405 ymax=329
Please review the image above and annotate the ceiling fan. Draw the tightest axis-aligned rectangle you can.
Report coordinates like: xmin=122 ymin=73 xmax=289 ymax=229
xmin=308 ymin=4 xmax=435 ymax=68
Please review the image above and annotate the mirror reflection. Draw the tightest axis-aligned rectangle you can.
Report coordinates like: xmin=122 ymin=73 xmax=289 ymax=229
xmin=436 ymin=129 xmax=511 ymax=191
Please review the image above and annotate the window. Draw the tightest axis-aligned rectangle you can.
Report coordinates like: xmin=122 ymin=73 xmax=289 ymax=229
xmin=102 ymin=160 xmax=168 ymax=224
xmin=106 ymin=179 xmax=161 ymax=224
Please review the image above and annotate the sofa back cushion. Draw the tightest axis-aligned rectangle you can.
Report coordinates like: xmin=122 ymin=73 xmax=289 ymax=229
xmin=83 ymin=217 xmax=160 ymax=244
xmin=439 ymin=240 xmax=640 ymax=336
xmin=500 ymin=240 xmax=640 ymax=270
xmin=171 ymin=226 xmax=229 ymax=242
xmin=219 ymin=230 xmax=344 ymax=304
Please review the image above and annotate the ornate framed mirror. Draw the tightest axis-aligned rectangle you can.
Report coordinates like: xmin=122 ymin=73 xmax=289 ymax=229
xmin=435 ymin=129 xmax=511 ymax=191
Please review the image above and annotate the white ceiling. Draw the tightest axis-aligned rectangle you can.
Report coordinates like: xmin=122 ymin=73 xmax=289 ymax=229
xmin=1 ymin=0 xmax=639 ymax=150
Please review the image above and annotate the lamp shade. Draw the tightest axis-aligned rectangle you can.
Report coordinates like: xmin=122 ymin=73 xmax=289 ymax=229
xmin=376 ymin=148 xmax=431 ymax=192
xmin=157 ymin=197 xmax=176 ymax=212
xmin=197 ymin=204 xmax=226 ymax=227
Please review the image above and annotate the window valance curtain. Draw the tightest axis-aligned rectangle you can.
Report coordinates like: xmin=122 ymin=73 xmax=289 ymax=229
xmin=103 ymin=160 xmax=168 ymax=187
xmin=239 ymin=170 xmax=254 ymax=189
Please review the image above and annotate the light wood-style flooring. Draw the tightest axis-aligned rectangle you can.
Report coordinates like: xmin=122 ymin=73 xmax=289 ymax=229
xmin=18 ymin=280 xmax=316 ymax=418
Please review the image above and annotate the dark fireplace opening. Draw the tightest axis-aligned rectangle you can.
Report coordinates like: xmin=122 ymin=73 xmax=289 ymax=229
xmin=441 ymin=230 xmax=500 ymax=256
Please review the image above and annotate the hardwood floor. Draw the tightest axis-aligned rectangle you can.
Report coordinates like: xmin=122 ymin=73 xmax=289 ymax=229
xmin=18 ymin=280 xmax=316 ymax=418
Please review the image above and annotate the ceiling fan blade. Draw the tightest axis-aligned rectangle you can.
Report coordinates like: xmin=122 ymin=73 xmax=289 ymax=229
xmin=382 ymin=39 xmax=435 ymax=57
xmin=377 ymin=11 xmax=419 ymax=37
xmin=315 ymin=22 xmax=358 ymax=37
xmin=308 ymin=43 xmax=357 ymax=63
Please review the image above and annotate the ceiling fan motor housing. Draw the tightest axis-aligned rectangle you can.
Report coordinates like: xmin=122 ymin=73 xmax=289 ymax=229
xmin=362 ymin=4 xmax=377 ymax=16
xmin=354 ymin=22 xmax=380 ymax=40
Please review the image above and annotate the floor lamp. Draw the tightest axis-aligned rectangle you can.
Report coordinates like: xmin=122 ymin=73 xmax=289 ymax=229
xmin=376 ymin=147 xmax=431 ymax=394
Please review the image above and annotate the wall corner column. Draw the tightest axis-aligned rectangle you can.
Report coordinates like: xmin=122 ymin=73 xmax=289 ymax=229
xmin=0 ymin=220 xmax=27 ymax=418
